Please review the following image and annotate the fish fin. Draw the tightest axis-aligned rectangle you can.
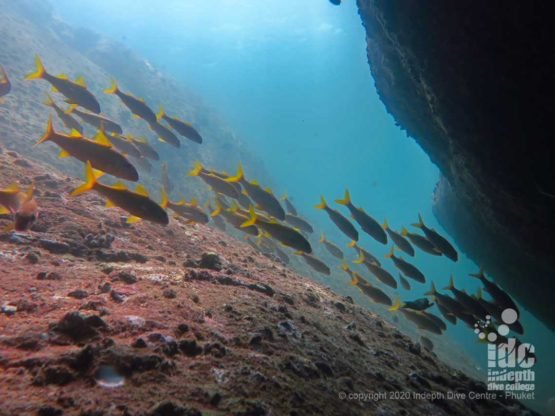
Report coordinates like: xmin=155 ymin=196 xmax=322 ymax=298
xmin=228 ymin=202 xmax=239 ymax=213
xmin=469 ymin=267 xmax=486 ymax=279
xmin=2 ymin=183 xmax=20 ymax=194
xmin=74 ymin=75 xmax=87 ymax=87
xmin=388 ymin=297 xmax=403 ymax=312
xmin=64 ymin=103 xmax=77 ymax=115
xmin=280 ymin=193 xmax=288 ymax=201
xmin=353 ymin=253 xmax=365 ymax=264
xmin=126 ymin=215 xmax=142 ymax=224
xmin=0 ymin=205 xmax=10 ymax=215
xmin=314 ymin=196 xmax=327 ymax=210
xmin=36 ymin=117 xmax=55 ymax=145
xmin=293 ymin=250 xmax=303 ymax=256
xmin=104 ymin=80 xmax=118 ymax=94
xmin=43 ymin=95 xmax=55 ymax=107
xmin=240 ymin=205 xmax=257 ymax=228
xmin=412 ymin=213 xmax=425 ymax=229
xmin=58 ymin=150 xmax=71 ymax=158
xmin=475 ymin=287 xmax=483 ymax=299
xmin=210 ymin=200 xmax=222 ymax=217
xmin=319 ymin=233 xmax=325 ymax=243
xmin=443 ymin=275 xmax=455 ymax=291
xmin=224 ymin=164 xmax=244 ymax=183
xmin=25 ymin=55 xmax=46 ymax=80
xmin=132 ymin=114 xmax=141 ymax=119
xmin=68 ymin=129 xmax=82 ymax=138
xmin=347 ymin=240 xmax=356 ymax=248
xmin=105 ymin=199 xmax=115 ymax=208
xmin=188 ymin=161 xmax=203 ymax=177
xmin=340 ymin=262 xmax=349 ymax=271
xmin=71 ymin=161 xmax=97 ymax=196
xmin=92 ymin=129 xmax=113 ymax=147
xmin=189 ymin=198 xmax=198 ymax=207
xmin=424 ymin=282 xmax=437 ymax=296
xmin=156 ymin=106 xmax=165 ymax=122
xmin=401 ymin=226 xmax=409 ymax=236
xmin=175 ymin=200 xmax=186 ymax=206
xmin=335 ymin=189 xmax=351 ymax=205
xmin=385 ymin=246 xmax=394 ymax=259
xmin=57 ymin=73 xmax=69 ymax=80
xmin=350 ymin=274 xmax=360 ymax=286
xmin=111 ymin=181 xmax=127 ymax=190
xmin=382 ymin=218 xmax=389 ymax=230
xmin=134 ymin=184 xmax=149 ymax=197
xmin=160 ymin=187 xmax=168 ymax=209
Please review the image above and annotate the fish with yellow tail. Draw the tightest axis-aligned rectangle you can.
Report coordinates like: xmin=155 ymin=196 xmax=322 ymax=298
xmin=296 ymin=251 xmax=330 ymax=275
xmin=37 ymin=118 xmax=139 ymax=181
xmin=132 ymin=137 xmax=160 ymax=161
xmin=241 ymin=205 xmax=311 ymax=253
xmin=108 ymin=134 xmax=142 ymax=159
xmin=0 ymin=183 xmax=39 ymax=232
xmin=71 ymin=161 xmax=168 ymax=225
xmin=157 ymin=106 xmax=203 ymax=144
xmin=207 ymin=202 xmax=226 ymax=231
xmin=469 ymin=268 xmax=520 ymax=315
xmin=385 ymin=246 xmax=426 ymax=283
xmin=353 ymin=252 xmax=397 ymax=288
xmin=148 ymin=119 xmax=181 ymax=148
xmin=189 ymin=162 xmax=240 ymax=199
xmin=104 ymin=80 xmax=156 ymax=124
xmin=443 ymin=275 xmax=489 ymax=320
xmin=284 ymin=213 xmax=313 ymax=233
xmin=425 ymin=282 xmax=468 ymax=325
xmin=65 ymin=104 xmax=123 ymax=135
xmin=389 ymin=302 xmax=445 ymax=335
xmin=412 ymin=214 xmax=458 ymax=261
xmin=161 ymin=188 xmax=209 ymax=225
xmin=347 ymin=240 xmax=381 ymax=266
xmin=383 ymin=219 xmax=414 ymax=256
xmin=226 ymin=164 xmax=285 ymax=220
xmin=0 ymin=64 xmax=11 ymax=100
xmin=350 ymin=273 xmax=392 ymax=306
xmin=26 ymin=56 xmax=100 ymax=113
xmin=336 ymin=189 xmax=386 ymax=244
xmin=315 ymin=196 xmax=358 ymax=241
xmin=211 ymin=199 xmax=258 ymax=236
xmin=401 ymin=226 xmax=442 ymax=256
xmin=281 ymin=194 xmax=298 ymax=216
xmin=388 ymin=297 xmax=433 ymax=312
xmin=43 ymin=95 xmax=83 ymax=133
xmin=319 ymin=233 xmax=344 ymax=259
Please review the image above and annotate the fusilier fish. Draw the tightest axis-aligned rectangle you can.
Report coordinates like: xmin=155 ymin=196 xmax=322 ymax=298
xmin=319 ymin=233 xmax=344 ymax=259
xmin=412 ymin=214 xmax=458 ymax=261
xmin=105 ymin=80 xmax=156 ymax=124
xmin=43 ymin=95 xmax=83 ymax=133
xmin=157 ymin=107 xmax=203 ymax=143
xmin=315 ymin=196 xmax=358 ymax=241
xmin=66 ymin=104 xmax=123 ymax=135
xmin=401 ymin=227 xmax=442 ymax=256
xmin=354 ymin=253 xmax=397 ymax=289
xmin=383 ymin=219 xmax=414 ymax=256
xmin=385 ymin=246 xmax=426 ymax=283
xmin=335 ymin=189 xmax=386 ymax=244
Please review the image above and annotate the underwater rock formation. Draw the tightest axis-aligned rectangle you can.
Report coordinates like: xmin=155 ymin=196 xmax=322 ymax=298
xmin=356 ymin=1 xmax=555 ymax=329
xmin=0 ymin=148 xmax=534 ymax=416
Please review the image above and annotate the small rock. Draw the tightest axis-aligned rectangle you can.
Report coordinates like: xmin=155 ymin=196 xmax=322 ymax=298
xmin=148 ymin=401 xmax=201 ymax=416
xmin=39 ymin=239 xmax=70 ymax=254
xmin=334 ymin=302 xmax=346 ymax=313
xmin=38 ymin=405 xmax=63 ymax=416
xmin=68 ymin=289 xmax=89 ymax=300
xmin=1 ymin=303 xmax=17 ymax=316
xmin=132 ymin=338 xmax=147 ymax=348
xmin=199 ymin=252 xmax=222 ymax=271
xmin=51 ymin=312 xmax=107 ymax=342
xmin=25 ymin=251 xmax=40 ymax=264
xmin=175 ymin=323 xmax=189 ymax=336
xmin=163 ymin=288 xmax=177 ymax=299
xmin=110 ymin=290 xmax=126 ymax=303
xmin=37 ymin=271 xmax=62 ymax=281
xmin=98 ymin=282 xmax=111 ymax=293
xmin=178 ymin=339 xmax=203 ymax=357
xmin=408 ymin=342 xmax=421 ymax=356
xmin=114 ymin=271 xmax=137 ymax=284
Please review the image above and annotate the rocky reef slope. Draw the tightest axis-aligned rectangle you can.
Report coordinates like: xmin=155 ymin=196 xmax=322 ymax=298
xmin=356 ymin=0 xmax=555 ymax=330
xmin=0 ymin=147 xmax=535 ymax=416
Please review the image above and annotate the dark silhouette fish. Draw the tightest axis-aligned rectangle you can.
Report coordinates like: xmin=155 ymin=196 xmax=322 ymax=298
xmin=26 ymin=56 xmax=101 ymax=114
xmin=148 ymin=120 xmax=180 ymax=148
xmin=105 ymin=80 xmax=156 ymax=124
xmin=354 ymin=253 xmax=397 ymax=288
xmin=320 ymin=233 xmax=344 ymax=259
xmin=389 ymin=297 xmax=433 ymax=312
xmin=226 ymin=164 xmax=285 ymax=220
xmin=315 ymin=196 xmax=358 ymax=241
xmin=298 ymin=252 xmax=330 ymax=275
xmin=336 ymin=190 xmax=386 ymax=244
xmin=132 ymin=137 xmax=160 ymax=161
xmin=66 ymin=105 xmax=123 ymax=135
xmin=383 ymin=219 xmax=414 ymax=256
xmin=399 ymin=274 xmax=411 ymax=291
xmin=420 ymin=336 xmax=434 ymax=352
xmin=350 ymin=273 xmax=392 ymax=306
xmin=72 ymin=161 xmax=168 ymax=225
xmin=401 ymin=227 xmax=442 ymax=256
xmin=161 ymin=188 xmax=209 ymax=224
xmin=108 ymin=134 xmax=142 ymax=159
xmin=43 ymin=95 xmax=83 ymax=133
xmin=443 ymin=275 xmax=489 ymax=319
xmin=38 ymin=118 xmax=139 ymax=182
xmin=470 ymin=268 xmax=520 ymax=315
xmin=0 ymin=64 xmax=12 ymax=98
xmin=425 ymin=282 xmax=468 ymax=318
xmin=189 ymin=162 xmax=240 ymax=199
xmin=285 ymin=213 xmax=313 ymax=233
xmin=281 ymin=194 xmax=298 ymax=216
xmin=385 ymin=246 xmax=426 ymax=283
xmin=157 ymin=107 xmax=203 ymax=144
xmin=412 ymin=214 xmax=458 ymax=261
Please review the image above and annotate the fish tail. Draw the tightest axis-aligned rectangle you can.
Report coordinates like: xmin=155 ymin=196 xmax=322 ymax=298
xmin=64 ymin=103 xmax=77 ymax=115
xmin=210 ymin=199 xmax=222 ymax=217
xmin=469 ymin=267 xmax=485 ymax=279
xmin=43 ymin=94 xmax=54 ymax=107
xmin=340 ymin=262 xmax=349 ymax=271
xmin=280 ymin=193 xmax=288 ymax=201
xmin=25 ymin=55 xmax=46 ymax=80
xmin=335 ymin=189 xmax=351 ymax=205
xmin=349 ymin=275 xmax=359 ymax=286
xmin=385 ymin=246 xmax=394 ymax=259
xmin=401 ymin=226 xmax=409 ymax=236
xmin=224 ymin=163 xmax=244 ymax=183
xmin=240 ymin=205 xmax=257 ymax=228
xmin=104 ymin=80 xmax=118 ymax=94
xmin=160 ymin=187 xmax=168 ymax=209
xmin=36 ymin=117 xmax=55 ymax=145
xmin=443 ymin=274 xmax=455 ymax=291
xmin=388 ymin=297 xmax=402 ymax=312
xmin=347 ymin=240 xmax=356 ymax=248
xmin=424 ymin=282 xmax=437 ymax=296
xmin=71 ymin=161 xmax=97 ymax=196
xmin=188 ymin=161 xmax=203 ymax=177
xmin=156 ymin=106 xmax=165 ymax=122
xmin=382 ymin=218 xmax=389 ymax=230
xmin=319 ymin=233 xmax=325 ymax=243
xmin=314 ymin=196 xmax=327 ymax=210
xmin=474 ymin=287 xmax=483 ymax=299
xmin=353 ymin=252 xmax=365 ymax=264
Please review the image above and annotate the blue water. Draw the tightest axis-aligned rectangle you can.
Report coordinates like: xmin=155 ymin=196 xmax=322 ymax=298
xmin=51 ymin=1 xmax=554 ymax=413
